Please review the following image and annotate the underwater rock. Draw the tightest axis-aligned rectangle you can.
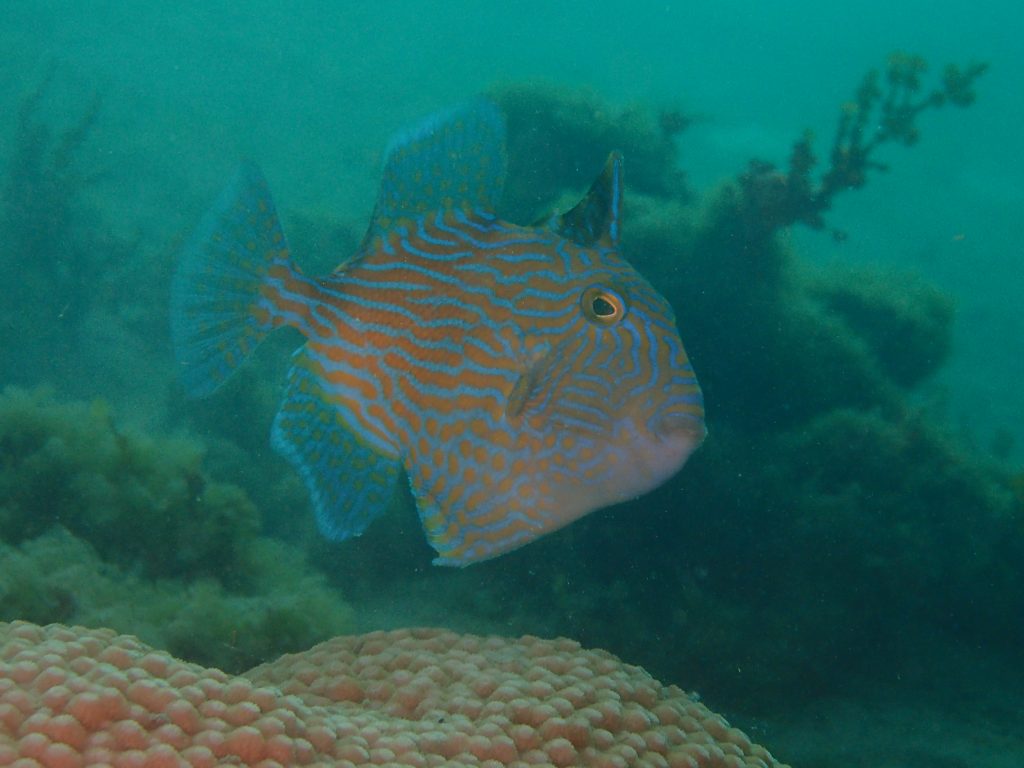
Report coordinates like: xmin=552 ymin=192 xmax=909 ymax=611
xmin=768 ymin=409 xmax=1023 ymax=660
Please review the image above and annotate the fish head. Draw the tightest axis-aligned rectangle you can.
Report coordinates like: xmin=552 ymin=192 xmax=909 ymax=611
xmin=507 ymin=152 xmax=705 ymax=520
xmin=582 ymin=270 xmax=704 ymax=499
xmin=509 ymin=250 xmax=705 ymax=515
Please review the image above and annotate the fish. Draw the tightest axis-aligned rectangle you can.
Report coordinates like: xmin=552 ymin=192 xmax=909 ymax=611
xmin=171 ymin=100 xmax=705 ymax=566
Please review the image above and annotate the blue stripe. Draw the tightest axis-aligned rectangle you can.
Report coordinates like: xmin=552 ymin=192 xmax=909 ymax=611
xmin=416 ymin=217 xmax=458 ymax=247
xmin=321 ymin=276 xmax=432 ymax=294
xmin=397 ymin=233 xmax=474 ymax=262
xmin=310 ymin=302 xmax=504 ymax=360
xmin=310 ymin=333 xmax=514 ymax=401
xmin=355 ymin=259 xmax=577 ymax=320
xmin=298 ymin=349 xmax=396 ymax=454
xmin=436 ymin=211 xmax=551 ymax=251
xmin=453 ymin=262 xmax=573 ymax=289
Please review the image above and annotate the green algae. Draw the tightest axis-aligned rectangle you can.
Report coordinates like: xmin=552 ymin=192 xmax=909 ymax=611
xmin=0 ymin=387 xmax=354 ymax=671
xmin=0 ymin=529 xmax=353 ymax=672
xmin=0 ymin=386 xmax=257 ymax=580
xmin=810 ymin=265 xmax=955 ymax=389
xmin=313 ymin=64 xmax=1016 ymax=710
xmin=491 ymin=81 xmax=691 ymax=223
xmin=0 ymin=56 xmax=1011 ymax=715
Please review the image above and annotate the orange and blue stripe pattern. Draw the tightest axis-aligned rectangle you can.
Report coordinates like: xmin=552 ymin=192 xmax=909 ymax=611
xmin=171 ymin=100 xmax=705 ymax=565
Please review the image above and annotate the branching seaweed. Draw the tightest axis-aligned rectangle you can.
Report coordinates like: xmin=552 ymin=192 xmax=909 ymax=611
xmin=736 ymin=53 xmax=988 ymax=241
xmin=0 ymin=71 xmax=148 ymax=391
xmin=2 ymin=67 xmax=103 ymax=267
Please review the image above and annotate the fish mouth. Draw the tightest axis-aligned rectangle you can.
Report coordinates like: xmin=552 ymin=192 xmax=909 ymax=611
xmin=576 ymin=402 xmax=706 ymax=506
xmin=651 ymin=409 xmax=707 ymax=446
xmin=635 ymin=403 xmax=706 ymax=488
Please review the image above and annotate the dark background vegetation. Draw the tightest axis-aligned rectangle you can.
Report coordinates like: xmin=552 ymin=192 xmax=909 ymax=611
xmin=2 ymin=3 xmax=1022 ymax=766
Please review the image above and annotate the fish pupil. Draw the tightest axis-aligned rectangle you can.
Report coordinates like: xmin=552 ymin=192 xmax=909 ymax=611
xmin=593 ymin=296 xmax=616 ymax=316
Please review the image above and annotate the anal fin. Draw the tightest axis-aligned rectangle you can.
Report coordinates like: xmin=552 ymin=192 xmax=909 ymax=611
xmin=271 ymin=352 xmax=399 ymax=540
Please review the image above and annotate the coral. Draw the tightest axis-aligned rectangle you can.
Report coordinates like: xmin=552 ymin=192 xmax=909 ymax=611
xmin=735 ymin=53 xmax=987 ymax=241
xmin=0 ymin=621 xmax=790 ymax=767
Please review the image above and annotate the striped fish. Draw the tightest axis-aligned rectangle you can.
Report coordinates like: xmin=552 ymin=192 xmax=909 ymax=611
xmin=171 ymin=100 xmax=705 ymax=565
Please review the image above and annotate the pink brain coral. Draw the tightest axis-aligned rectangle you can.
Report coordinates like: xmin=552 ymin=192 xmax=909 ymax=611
xmin=0 ymin=622 xmax=788 ymax=767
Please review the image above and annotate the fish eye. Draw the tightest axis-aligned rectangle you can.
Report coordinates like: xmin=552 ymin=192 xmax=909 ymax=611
xmin=580 ymin=285 xmax=626 ymax=326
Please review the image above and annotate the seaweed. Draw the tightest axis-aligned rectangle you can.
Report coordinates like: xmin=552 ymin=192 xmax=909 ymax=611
xmin=0 ymin=386 xmax=356 ymax=670
xmin=0 ymin=386 xmax=256 ymax=581
xmin=624 ymin=55 xmax=975 ymax=432
xmin=809 ymin=265 xmax=955 ymax=389
xmin=1 ymin=73 xmax=102 ymax=376
xmin=491 ymin=82 xmax=693 ymax=223
xmin=736 ymin=53 xmax=988 ymax=242
xmin=0 ymin=529 xmax=353 ymax=672
xmin=0 ymin=52 xmax=1007 ymax=720
xmin=1 ymin=67 xmax=103 ymax=261
xmin=0 ymin=70 xmax=154 ymax=396
xmin=317 ymin=58 xmax=1017 ymax=714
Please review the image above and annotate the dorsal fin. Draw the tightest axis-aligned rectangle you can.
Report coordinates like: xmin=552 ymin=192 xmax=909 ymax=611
xmin=362 ymin=99 xmax=507 ymax=244
xmin=552 ymin=151 xmax=623 ymax=247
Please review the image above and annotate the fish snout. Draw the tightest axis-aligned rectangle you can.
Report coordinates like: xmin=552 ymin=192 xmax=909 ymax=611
xmin=637 ymin=397 xmax=706 ymax=486
xmin=651 ymin=408 xmax=706 ymax=446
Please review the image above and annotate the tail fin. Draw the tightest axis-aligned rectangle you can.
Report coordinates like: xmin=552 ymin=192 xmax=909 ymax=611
xmin=171 ymin=163 xmax=297 ymax=397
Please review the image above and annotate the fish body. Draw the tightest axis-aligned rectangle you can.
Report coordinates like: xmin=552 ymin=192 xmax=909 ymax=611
xmin=172 ymin=101 xmax=704 ymax=565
